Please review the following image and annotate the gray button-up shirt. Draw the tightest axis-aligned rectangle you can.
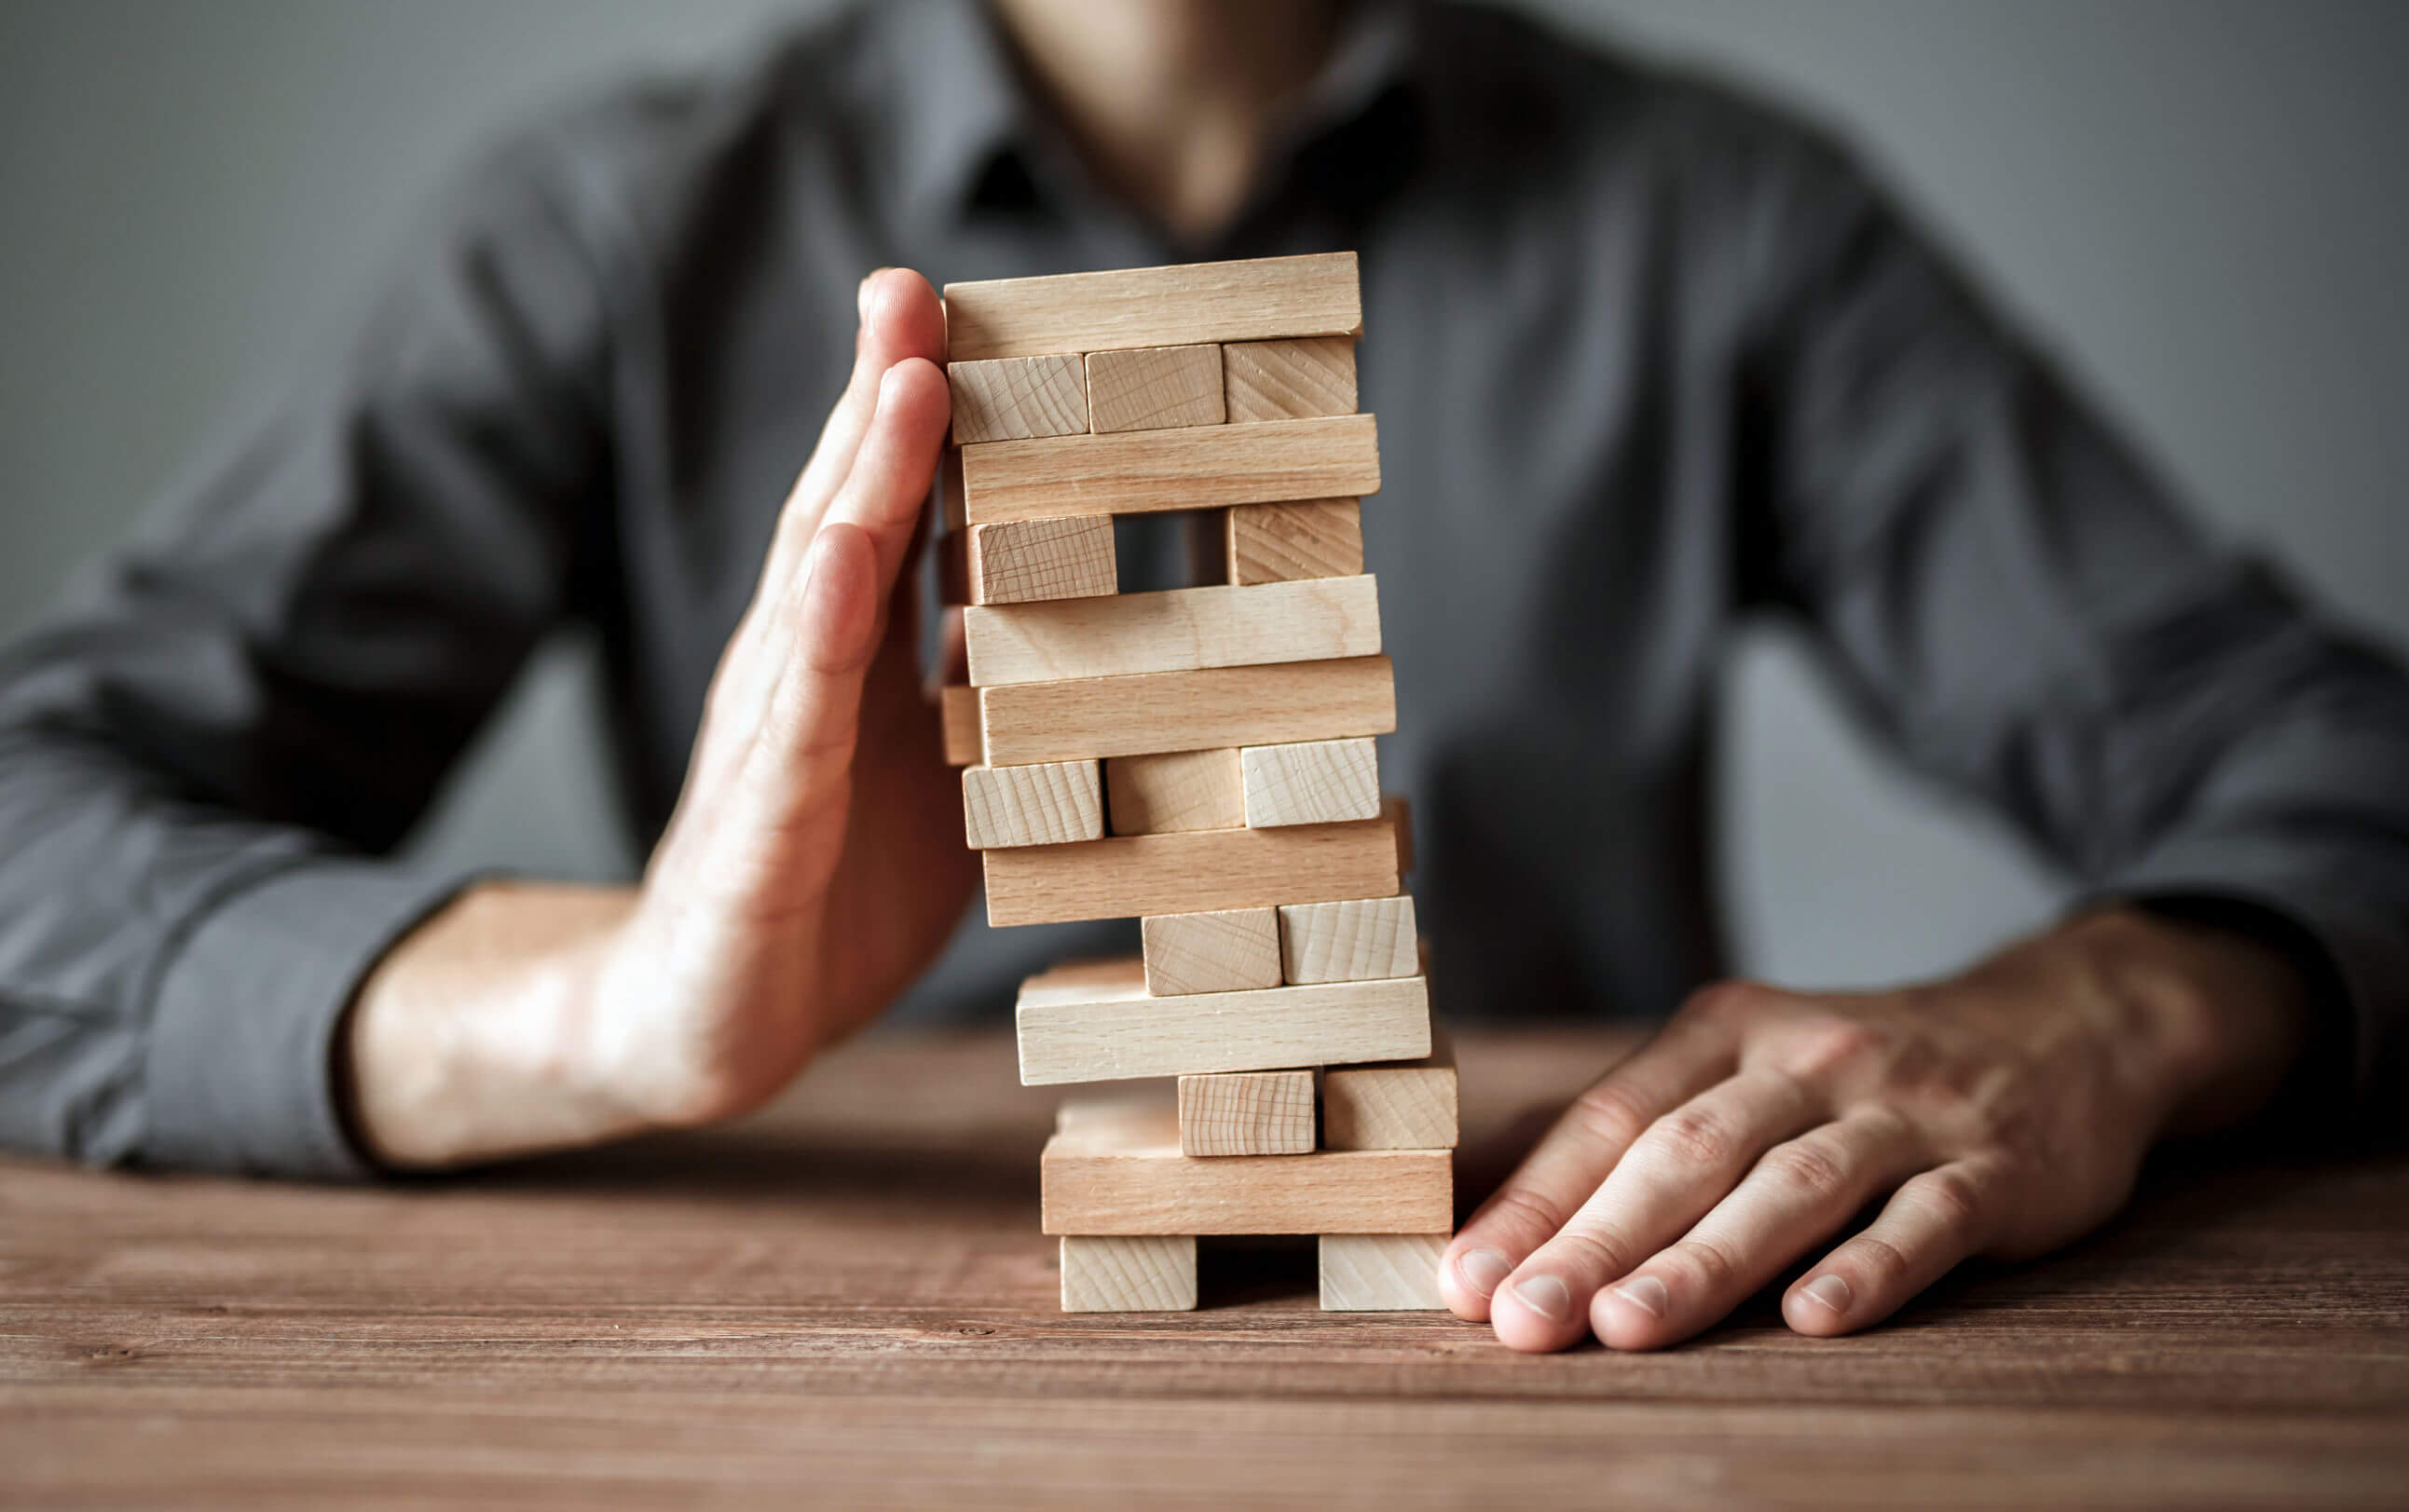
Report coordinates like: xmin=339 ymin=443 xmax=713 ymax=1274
xmin=5 ymin=0 xmax=2405 ymax=1179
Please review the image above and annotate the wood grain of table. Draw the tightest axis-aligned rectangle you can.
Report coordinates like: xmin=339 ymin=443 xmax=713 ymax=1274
xmin=4 ymin=1031 xmax=2404 ymax=1509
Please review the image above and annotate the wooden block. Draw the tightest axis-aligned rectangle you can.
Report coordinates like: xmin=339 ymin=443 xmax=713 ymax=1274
xmin=1241 ymin=737 xmax=1380 ymax=827
xmin=1142 ymin=907 xmax=1280 ymax=995
xmin=983 ymin=814 xmax=1399 ymax=928
xmin=1017 ymin=958 xmax=1430 ymax=1085
xmin=960 ymin=415 xmax=1379 ymax=525
xmin=962 ymin=760 xmax=1104 ymax=850
xmin=965 ymin=517 xmax=1116 ymax=606
xmin=1226 ymin=499 xmax=1363 ymax=585
xmin=1279 ymin=894 xmax=1418 ymax=983
xmin=948 ymin=354 xmax=1088 ymax=444
xmin=1384 ymin=792 xmax=1415 ymax=874
xmin=964 ymin=576 xmax=1382 ymax=688
xmin=1085 ymin=345 xmax=1226 ymax=433
xmin=1321 ymin=1036 xmax=1458 ymax=1151
xmin=1043 ymin=1095 xmax=1448 ymax=1234
xmin=943 ymin=252 xmax=1361 ymax=363
xmin=938 ymin=445 xmax=966 ymax=532
xmin=1105 ymin=748 xmax=1245 ymax=835
xmin=938 ymin=685 xmax=981 ymax=767
xmin=1224 ymin=336 xmax=1358 ymax=422
xmin=1318 ymin=1233 xmax=1447 ymax=1311
xmin=981 ymin=656 xmax=1395 ymax=767
xmin=1060 ymin=1234 xmax=1197 ymax=1313
xmin=1178 ymin=1069 xmax=1316 ymax=1156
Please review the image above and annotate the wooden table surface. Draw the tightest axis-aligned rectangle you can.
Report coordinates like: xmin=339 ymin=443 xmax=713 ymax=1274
xmin=5 ymin=1031 xmax=2405 ymax=1510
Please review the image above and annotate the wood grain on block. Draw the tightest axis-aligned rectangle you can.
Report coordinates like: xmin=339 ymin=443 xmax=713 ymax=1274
xmin=1178 ymin=1069 xmax=1316 ymax=1156
xmin=960 ymin=415 xmax=1379 ymax=525
xmin=964 ymin=575 xmax=1381 ymax=688
xmin=1224 ymin=336 xmax=1358 ymax=422
xmin=1279 ymin=894 xmax=1418 ymax=983
xmin=983 ymin=815 xmax=1400 ymax=928
xmin=965 ymin=516 xmax=1116 ymax=606
xmin=1142 ymin=907 xmax=1280 ymax=996
xmin=948 ymin=354 xmax=1088 ymax=444
xmin=1226 ymin=498 xmax=1363 ymax=585
xmin=981 ymin=656 xmax=1395 ymax=766
xmin=1241 ymin=737 xmax=1381 ymax=827
xmin=1016 ymin=958 xmax=1430 ymax=1085
xmin=1105 ymin=748 xmax=1245 ymax=835
xmin=939 ymin=685 xmax=981 ymax=767
xmin=962 ymin=760 xmax=1103 ymax=850
xmin=1385 ymin=792 xmax=1415 ymax=874
xmin=1042 ymin=1095 xmax=1450 ymax=1234
xmin=1318 ymin=1233 xmax=1447 ymax=1311
xmin=1321 ymin=1034 xmax=1458 ymax=1151
xmin=942 ymin=252 xmax=1361 ymax=362
xmin=1086 ymin=344 xmax=1226 ymax=432
xmin=1060 ymin=1234 xmax=1198 ymax=1313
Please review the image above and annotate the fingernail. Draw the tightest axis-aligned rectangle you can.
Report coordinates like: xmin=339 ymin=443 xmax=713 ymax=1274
xmin=1611 ymin=1274 xmax=1669 ymax=1318
xmin=1455 ymin=1248 xmax=1512 ymax=1298
xmin=1512 ymin=1274 xmax=1571 ymax=1321
xmin=1800 ymin=1274 xmax=1854 ymax=1315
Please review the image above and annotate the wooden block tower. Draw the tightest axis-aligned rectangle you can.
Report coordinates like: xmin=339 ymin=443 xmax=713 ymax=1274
xmin=937 ymin=253 xmax=1455 ymax=1313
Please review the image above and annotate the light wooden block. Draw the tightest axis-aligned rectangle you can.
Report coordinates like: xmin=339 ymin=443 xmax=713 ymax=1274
xmin=959 ymin=415 xmax=1380 ymax=525
xmin=1224 ymin=336 xmax=1358 ymax=422
xmin=1105 ymin=749 xmax=1245 ymax=835
xmin=983 ymin=814 xmax=1400 ymax=928
xmin=1017 ymin=958 xmax=1430 ymax=1085
xmin=1318 ymin=1233 xmax=1447 ymax=1311
xmin=964 ymin=516 xmax=1116 ymax=606
xmin=1042 ymin=1095 xmax=1450 ymax=1234
xmin=1060 ymin=1234 xmax=1197 ymax=1313
xmin=1241 ymin=737 xmax=1381 ymax=827
xmin=980 ymin=656 xmax=1395 ymax=766
xmin=1384 ymin=792 xmax=1415 ymax=874
xmin=964 ymin=576 xmax=1382 ymax=688
xmin=947 ymin=354 xmax=1088 ymax=444
xmin=1085 ymin=345 xmax=1226 ymax=433
xmin=1142 ymin=907 xmax=1280 ymax=995
xmin=1321 ymin=1036 xmax=1458 ymax=1151
xmin=1279 ymin=895 xmax=1418 ymax=983
xmin=1178 ymin=1069 xmax=1316 ymax=1156
xmin=962 ymin=760 xmax=1104 ymax=850
xmin=938 ymin=685 xmax=981 ymax=767
xmin=943 ymin=252 xmax=1361 ymax=363
xmin=1226 ymin=499 xmax=1363 ymax=585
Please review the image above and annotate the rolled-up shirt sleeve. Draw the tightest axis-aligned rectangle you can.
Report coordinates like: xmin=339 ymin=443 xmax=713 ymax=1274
xmin=0 ymin=125 xmax=615 ymax=1177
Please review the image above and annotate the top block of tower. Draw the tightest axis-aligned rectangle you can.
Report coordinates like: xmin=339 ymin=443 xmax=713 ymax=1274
xmin=942 ymin=252 xmax=1362 ymax=362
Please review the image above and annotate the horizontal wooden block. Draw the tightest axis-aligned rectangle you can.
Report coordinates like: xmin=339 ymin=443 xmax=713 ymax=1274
xmin=943 ymin=252 xmax=1361 ymax=363
xmin=1226 ymin=498 xmax=1363 ymax=585
xmin=1105 ymin=748 xmax=1245 ymax=835
xmin=962 ymin=760 xmax=1104 ymax=850
xmin=939 ymin=685 xmax=982 ymax=767
xmin=1060 ymin=1234 xmax=1197 ymax=1313
xmin=1224 ymin=336 xmax=1358 ymax=422
xmin=1321 ymin=1034 xmax=1458 ymax=1151
xmin=963 ymin=575 xmax=1382 ymax=688
xmin=1279 ymin=894 xmax=1418 ymax=983
xmin=1178 ymin=1069 xmax=1316 ymax=1156
xmin=1043 ymin=1095 xmax=1450 ymax=1234
xmin=960 ymin=415 xmax=1380 ymax=525
xmin=948 ymin=354 xmax=1088 ymax=444
xmin=1319 ymin=1233 xmax=1447 ymax=1311
xmin=1086 ymin=344 xmax=1225 ymax=433
xmin=1017 ymin=958 xmax=1430 ymax=1084
xmin=1241 ymin=737 xmax=1381 ymax=827
xmin=983 ymin=814 xmax=1400 ymax=928
xmin=981 ymin=656 xmax=1395 ymax=767
xmin=1142 ymin=907 xmax=1281 ymax=995
xmin=963 ymin=516 xmax=1116 ymax=606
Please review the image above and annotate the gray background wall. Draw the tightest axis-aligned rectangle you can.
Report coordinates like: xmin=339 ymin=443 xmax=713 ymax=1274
xmin=3 ymin=0 xmax=2402 ymax=992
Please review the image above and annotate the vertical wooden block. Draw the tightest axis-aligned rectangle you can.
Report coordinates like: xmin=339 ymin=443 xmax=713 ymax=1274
xmin=965 ymin=516 xmax=1117 ymax=605
xmin=1226 ymin=499 xmax=1363 ymax=585
xmin=1318 ymin=1233 xmax=1447 ymax=1311
xmin=1142 ymin=907 xmax=1281 ymax=996
xmin=1061 ymin=1234 xmax=1198 ymax=1313
xmin=939 ymin=685 xmax=982 ymax=768
xmin=962 ymin=760 xmax=1104 ymax=850
xmin=1105 ymin=748 xmax=1246 ymax=835
xmin=1224 ymin=336 xmax=1357 ymax=422
xmin=1242 ymin=738 xmax=1380 ymax=827
xmin=938 ymin=445 xmax=966 ymax=532
xmin=1384 ymin=793 xmax=1415 ymax=875
xmin=1279 ymin=895 xmax=1418 ymax=983
xmin=1178 ymin=1069 xmax=1316 ymax=1155
xmin=948 ymin=354 xmax=1088 ymax=444
xmin=1086 ymin=345 xmax=1227 ymax=433
xmin=1322 ymin=1037 xmax=1458 ymax=1151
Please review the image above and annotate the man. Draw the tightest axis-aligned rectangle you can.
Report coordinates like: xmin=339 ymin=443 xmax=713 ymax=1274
xmin=1 ymin=0 xmax=2402 ymax=1357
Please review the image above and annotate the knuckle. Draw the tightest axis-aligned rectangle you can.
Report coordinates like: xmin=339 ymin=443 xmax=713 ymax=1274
xmin=1851 ymin=1233 xmax=1916 ymax=1289
xmin=1566 ymin=1083 xmax=1655 ymax=1151
xmin=1476 ymin=1185 xmax=1572 ymax=1246
xmin=1543 ymin=1225 xmax=1636 ymax=1283
xmin=1642 ymin=1104 xmax=1740 ymax=1171
xmin=1784 ymin=1018 xmax=1888 ymax=1082
xmin=1909 ymin=1166 xmax=1991 ymax=1237
xmin=1670 ymin=1235 xmax=1744 ymax=1292
xmin=1762 ymin=1135 xmax=1854 ymax=1203
xmin=1684 ymin=979 xmax=1778 ymax=1026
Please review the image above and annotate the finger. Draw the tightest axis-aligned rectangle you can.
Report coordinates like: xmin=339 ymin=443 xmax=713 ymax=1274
xmin=1486 ymin=1068 xmax=1827 ymax=1352
xmin=1781 ymin=1155 xmax=2005 ymax=1339
xmin=1589 ymin=1108 xmax=1929 ymax=1350
xmin=817 ymin=356 xmax=951 ymax=593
